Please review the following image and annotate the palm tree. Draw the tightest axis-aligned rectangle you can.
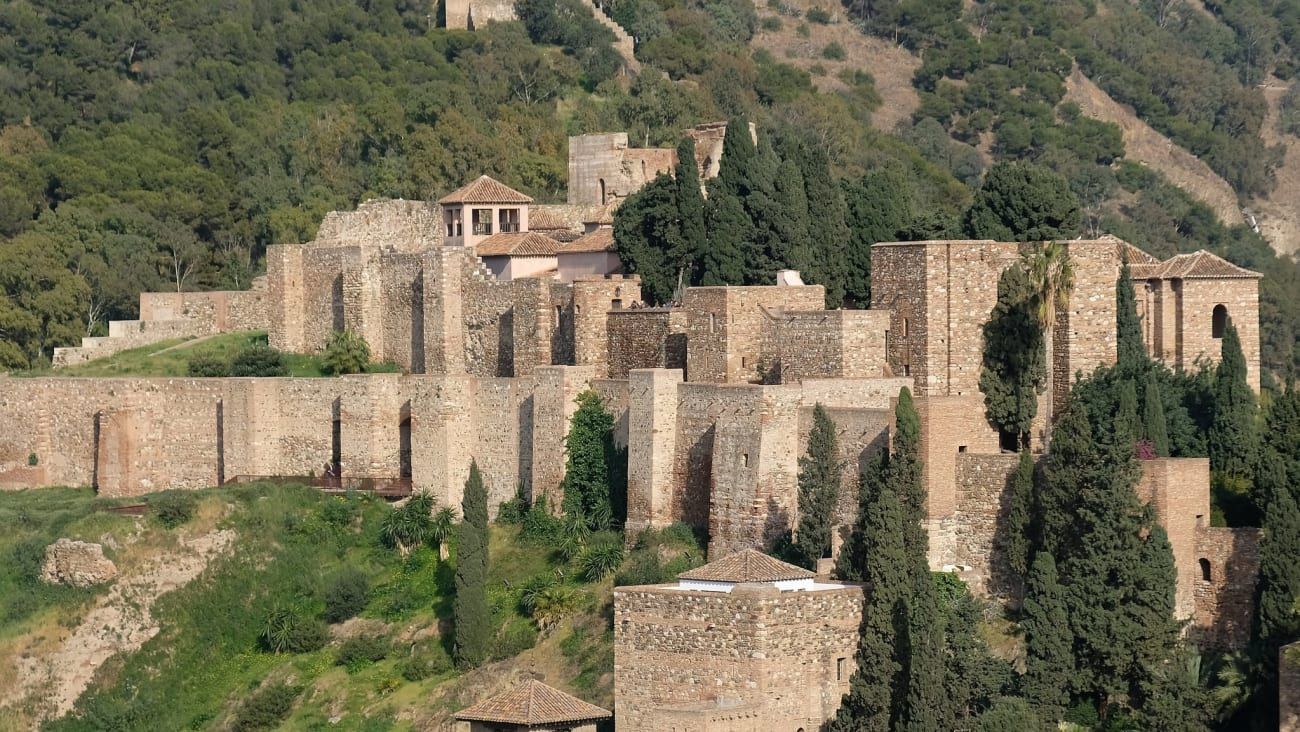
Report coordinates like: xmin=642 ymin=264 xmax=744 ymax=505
xmin=1022 ymin=241 xmax=1075 ymax=432
xmin=431 ymin=506 xmax=456 ymax=560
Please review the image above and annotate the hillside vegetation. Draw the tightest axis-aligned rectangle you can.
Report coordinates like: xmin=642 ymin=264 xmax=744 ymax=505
xmin=0 ymin=484 xmax=703 ymax=731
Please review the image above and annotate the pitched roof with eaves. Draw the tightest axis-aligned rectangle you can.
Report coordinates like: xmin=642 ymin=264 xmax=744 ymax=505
xmin=677 ymin=548 xmax=815 ymax=583
xmin=475 ymin=232 xmax=560 ymax=257
xmin=561 ymin=227 xmax=615 ymax=254
xmin=454 ymin=679 xmax=612 ymax=726
xmin=437 ymin=175 xmax=533 ymax=205
xmin=1129 ymin=250 xmax=1262 ymax=280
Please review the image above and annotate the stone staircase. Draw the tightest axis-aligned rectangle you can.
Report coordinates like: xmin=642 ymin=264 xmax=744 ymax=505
xmin=581 ymin=0 xmax=640 ymax=74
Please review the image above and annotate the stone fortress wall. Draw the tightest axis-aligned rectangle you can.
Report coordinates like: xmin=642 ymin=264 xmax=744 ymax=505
xmin=10 ymin=181 xmax=1267 ymax=656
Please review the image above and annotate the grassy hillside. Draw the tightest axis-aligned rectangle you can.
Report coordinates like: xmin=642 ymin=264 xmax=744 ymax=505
xmin=0 ymin=484 xmax=703 ymax=731
xmin=21 ymin=332 xmax=401 ymax=378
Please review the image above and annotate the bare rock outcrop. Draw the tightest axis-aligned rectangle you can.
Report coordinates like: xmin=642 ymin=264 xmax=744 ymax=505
xmin=39 ymin=539 xmax=117 ymax=588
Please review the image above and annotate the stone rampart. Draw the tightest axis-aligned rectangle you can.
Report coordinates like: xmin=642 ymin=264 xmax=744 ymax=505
xmin=683 ymin=285 xmax=825 ymax=384
xmin=759 ymin=308 xmax=890 ymax=382
xmin=607 ymin=309 xmax=688 ymax=379
xmin=614 ymin=583 xmax=863 ymax=732
xmin=1192 ymin=526 xmax=1261 ymax=650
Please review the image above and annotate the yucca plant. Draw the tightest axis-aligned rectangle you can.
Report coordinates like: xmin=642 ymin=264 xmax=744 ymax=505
xmin=579 ymin=541 xmax=625 ymax=582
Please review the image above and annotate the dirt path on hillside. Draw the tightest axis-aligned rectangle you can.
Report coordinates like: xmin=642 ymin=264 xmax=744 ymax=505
xmin=1064 ymin=66 xmax=1244 ymax=227
xmin=1250 ymin=77 xmax=1300 ymax=256
xmin=1 ymin=528 xmax=236 ymax=721
xmin=751 ymin=0 xmax=920 ymax=133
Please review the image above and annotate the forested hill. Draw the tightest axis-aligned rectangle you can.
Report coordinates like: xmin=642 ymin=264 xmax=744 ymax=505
xmin=0 ymin=0 xmax=1297 ymax=382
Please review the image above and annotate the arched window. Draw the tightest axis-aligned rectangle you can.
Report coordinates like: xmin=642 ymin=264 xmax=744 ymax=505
xmin=901 ymin=318 xmax=909 ymax=338
xmin=599 ymin=178 xmax=607 ymax=205
xmin=1199 ymin=557 xmax=1212 ymax=582
xmin=1212 ymin=304 xmax=1228 ymax=339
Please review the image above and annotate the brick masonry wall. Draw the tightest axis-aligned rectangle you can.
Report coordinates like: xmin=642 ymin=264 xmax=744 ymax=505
xmin=1192 ymin=526 xmax=1261 ymax=651
xmin=607 ymin=309 xmax=687 ymax=379
xmin=683 ymin=286 xmax=825 ymax=384
xmin=1135 ymin=458 xmax=1211 ymax=619
xmin=759 ymin=309 xmax=890 ymax=382
xmin=613 ymin=583 xmax=863 ymax=732
xmin=573 ymin=276 xmax=641 ymax=373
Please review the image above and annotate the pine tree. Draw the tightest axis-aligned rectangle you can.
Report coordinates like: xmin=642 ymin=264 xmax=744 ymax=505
xmin=1022 ymin=551 xmax=1072 ymax=719
xmin=793 ymin=404 xmax=840 ymax=570
xmin=1142 ymin=371 xmax=1171 ymax=457
xmin=1116 ymin=263 xmax=1145 ymax=375
xmin=963 ymin=161 xmax=1081 ymax=241
xmin=454 ymin=460 xmax=491 ymax=668
xmin=1209 ymin=321 xmax=1258 ymax=483
xmin=674 ymin=136 xmax=707 ymax=286
xmin=1004 ymin=449 xmax=1035 ymax=581
xmin=561 ymin=390 xmax=617 ymax=528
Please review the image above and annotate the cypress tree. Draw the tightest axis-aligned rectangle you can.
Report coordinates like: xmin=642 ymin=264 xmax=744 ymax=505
xmin=1117 ymin=378 xmax=1140 ymax=447
xmin=1116 ymin=263 xmax=1145 ymax=375
xmin=980 ymin=265 xmax=1046 ymax=447
xmin=841 ymin=166 xmax=913 ymax=307
xmin=835 ymin=451 xmax=885 ymax=582
xmin=700 ymin=191 xmax=749 ymax=286
xmin=1208 ymin=321 xmax=1258 ymax=483
xmin=1142 ymin=371 xmax=1171 ymax=457
xmin=797 ymin=141 xmax=850 ymax=307
xmin=770 ymin=158 xmax=811 ymax=274
xmin=963 ymin=161 xmax=1081 ymax=241
xmin=1004 ymin=449 xmax=1035 ymax=582
xmin=712 ymin=114 xmax=757 ymax=200
xmin=1253 ymin=447 xmax=1300 ymax=728
xmin=891 ymin=387 xmax=926 ymax=564
xmin=674 ymin=136 xmax=707 ymax=286
xmin=561 ymin=390 xmax=617 ymax=528
xmin=902 ymin=576 xmax=948 ymax=732
xmin=454 ymin=460 xmax=490 ymax=668
xmin=793 ymin=404 xmax=840 ymax=570
xmin=612 ymin=173 xmax=679 ymax=304
xmin=1022 ymin=551 xmax=1072 ymax=719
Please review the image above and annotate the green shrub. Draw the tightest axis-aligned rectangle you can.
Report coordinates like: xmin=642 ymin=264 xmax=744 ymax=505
xmin=809 ymin=63 xmax=827 ymax=76
xmin=614 ymin=551 xmax=666 ymax=586
xmin=1281 ymin=83 xmax=1300 ymax=137
xmin=821 ymin=41 xmax=845 ymax=60
xmin=320 ymin=497 xmax=359 ymax=527
xmin=323 ymin=568 xmax=370 ymax=623
xmin=259 ymin=606 xmax=329 ymax=654
xmin=186 ymin=353 xmax=230 ymax=377
xmin=796 ymin=22 xmax=809 ymax=37
xmin=229 ymin=344 xmax=288 ymax=377
xmin=399 ymin=641 xmax=454 ymax=681
xmin=496 ymin=483 xmax=529 ymax=524
xmin=805 ymin=6 xmax=831 ymax=23
xmin=521 ymin=496 xmax=562 ymax=543
xmin=491 ymin=617 xmax=539 ymax=660
xmin=148 ymin=490 xmax=198 ymax=528
xmin=323 ymin=330 xmax=371 ymax=375
xmin=11 ymin=536 xmax=47 ymax=584
xmin=760 ymin=16 xmax=781 ymax=31
xmin=232 ymin=681 xmax=300 ymax=732
xmin=579 ymin=541 xmax=625 ymax=582
xmin=335 ymin=633 xmax=389 ymax=671
xmin=975 ymin=696 xmax=1044 ymax=731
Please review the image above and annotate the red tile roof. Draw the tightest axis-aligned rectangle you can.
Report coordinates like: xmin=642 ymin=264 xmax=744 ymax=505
xmin=438 ymin=175 xmax=533 ymax=205
xmin=455 ymin=679 xmax=612 ymax=726
xmin=677 ymin=548 xmax=815 ymax=583
xmin=561 ymin=227 xmax=615 ymax=254
xmin=1129 ymin=250 xmax=1262 ymax=280
xmin=475 ymin=232 xmax=559 ymax=257
xmin=527 ymin=208 xmax=571 ymax=230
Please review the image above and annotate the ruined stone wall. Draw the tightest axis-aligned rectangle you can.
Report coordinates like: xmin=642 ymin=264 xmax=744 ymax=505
xmin=683 ymin=286 xmax=825 ymax=384
xmin=607 ymin=309 xmax=688 ymax=379
xmin=573 ymin=276 xmax=641 ymax=374
xmin=549 ymin=281 xmax=576 ymax=366
xmin=567 ymin=133 xmax=676 ymax=206
xmin=1192 ymin=526 xmax=1261 ymax=650
xmin=613 ymin=584 xmax=863 ymax=732
xmin=138 ymin=288 xmax=269 ymax=333
xmin=760 ymin=309 xmax=890 ymax=382
xmin=444 ymin=0 xmax=517 ymax=28
xmin=312 ymin=199 xmax=441 ymax=251
xmin=1178 ymin=278 xmax=1261 ymax=391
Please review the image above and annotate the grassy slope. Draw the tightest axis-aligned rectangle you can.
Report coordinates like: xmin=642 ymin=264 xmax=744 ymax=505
xmin=0 ymin=485 xmax=692 ymax=731
xmin=20 ymin=332 xmax=400 ymax=378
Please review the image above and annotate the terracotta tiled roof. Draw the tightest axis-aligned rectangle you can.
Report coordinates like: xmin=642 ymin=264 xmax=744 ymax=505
xmin=561 ymin=227 xmax=615 ymax=254
xmin=677 ymin=548 xmax=814 ymax=583
xmin=455 ymin=680 xmax=612 ymax=726
xmin=1129 ymin=250 xmax=1262 ymax=280
xmin=547 ymin=229 xmax=583 ymax=243
xmin=475 ymin=232 xmax=559 ymax=257
xmin=1115 ymin=238 xmax=1160 ymax=265
xmin=583 ymin=202 xmax=619 ymax=226
xmin=527 ymin=208 xmax=571 ymax=230
xmin=438 ymin=175 xmax=533 ymax=205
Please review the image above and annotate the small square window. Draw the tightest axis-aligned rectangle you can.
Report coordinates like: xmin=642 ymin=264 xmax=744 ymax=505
xmin=742 ymin=453 xmax=750 ymax=468
xmin=958 ymin=445 xmax=967 ymax=453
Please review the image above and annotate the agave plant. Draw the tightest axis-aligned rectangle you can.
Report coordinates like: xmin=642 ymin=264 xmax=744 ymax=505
xmin=380 ymin=491 xmax=439 ymax=556
xmin=579 ymin=541 xmax=626 ymax=582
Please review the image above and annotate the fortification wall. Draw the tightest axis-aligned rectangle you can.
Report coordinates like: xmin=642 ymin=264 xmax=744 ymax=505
xmin=799 ymin=405 xmax=892 ymax=542
xmin=946 ymin=453 xmax=1022 ymax=598
xmin=613 ymin=584 xmax=863 ymax=732
xmin=138 ymin=287 xmax=268 ymax=333
xmin=683 ymin=286 xmax=825 ymax=384
xmin=573 ymin=276 xmax=641 ymax=373
xmin=1054 ymin=241 xmax=1119 ymax=415
xmin=1179 ymin=278 xmax=1261 ymax=391
xmin=567 ymin=133 xmax=675 ymax=206
xmin=760 ymin=309 xmax=890 ymax=382
xmin=607 ymin=309 xmax=688 ymax=379
xmin=312 ymin=199 xmax=441 ymax=251
xmin=1136 ymin=458 xmax=1211 ymax=619
xmin=871 ymin=243 xmax=930 ymax=390
xmin=1192 ymin=526 xmax=1261 ymax=650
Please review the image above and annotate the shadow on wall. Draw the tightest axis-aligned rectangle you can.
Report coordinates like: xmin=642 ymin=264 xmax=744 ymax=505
xmin=684 ymin=424 xmax=715 ymax=533
xmin=1190 ymin=526 xmax=1262 ymax=651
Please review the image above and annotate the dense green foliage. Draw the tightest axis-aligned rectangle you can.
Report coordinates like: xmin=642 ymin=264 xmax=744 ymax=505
xmin=963 ymin=162 xmax=1081 ymax=241
xmin=789 ymin=403 xmax=840 ymax=569
xmin=454 ymin=461 xmax=491 ymax=669
xmin=322 ymin=330 xmax=372 ymax=375
xmin=561 ymin=390 xmax=626 ymax=529
xmin=980 ymin=265 xmax=1048 ymax=445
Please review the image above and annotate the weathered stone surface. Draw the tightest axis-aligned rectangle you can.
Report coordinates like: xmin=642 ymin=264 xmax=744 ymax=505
xmin=40 ymin=539 xmax=117 ymax=588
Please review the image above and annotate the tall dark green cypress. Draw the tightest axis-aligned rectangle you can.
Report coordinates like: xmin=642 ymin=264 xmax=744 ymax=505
xmin=1209 ymin=321 xmax=1258 ymax=483
xmin=1021 ymin=551 xmax=1072 ymax=719
xmin=1142 ymin=371 xmax=1171 ymax=457
xmin=793 ymin=404 xmax=840 ymax=570
xmin=797 ymin=141 xmax=850 ymax=307
xmin=835 ymin=451 xmax=885 ymax=583
xmin=1004 ymin=449 xmax=1035 ymax=582
xmin=674 ymin=136 xmax=707 ymax=286
xmin=770 ymin=158 xmax=812 ymax=275
xmin=980 ymin=265 xmax=1047 ymax=446
xmin=1117 ymin=378 xmax=1140 ymax=447
xmin=612 ymin=173 xmax=680 ymax=304
xmin=1116 ymin=263 xmax=1145 ymax=375
xmin=841 ymin=166 xmax=913 ymax=307
xmin=892 ymin=388 xmax=926 ymax=564
xmin=902 ymin=577 xmax=948 ymax=732
xmin=454 ymin=460 xmax=490 ymax=668
xmin=701 ymin=191 xmax=749 ymax=286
